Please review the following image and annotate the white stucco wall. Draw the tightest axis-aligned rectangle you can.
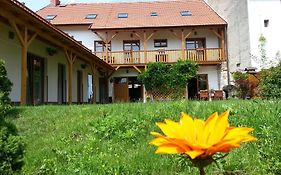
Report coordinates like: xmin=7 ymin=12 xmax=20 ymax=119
xmin=198 ymin=65 xmax=220 ymax=90
xmin=206 ymin=0 xmax=252 ymax=73
xmin=0 ymin=22 xmax=92 ymax=103
xmin=248 ymin=0 xmax=281 ymax=68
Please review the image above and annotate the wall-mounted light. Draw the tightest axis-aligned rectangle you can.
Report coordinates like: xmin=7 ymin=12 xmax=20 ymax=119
xmin=126 ymin=69 xmax=129 ymax=73
xmin=81 ymin=63 xmax=87 ymax=69
xmin=8 ymin=31 xmax=15 ymax=39
xmin=46 ymin=47 xmax=58 ymax=56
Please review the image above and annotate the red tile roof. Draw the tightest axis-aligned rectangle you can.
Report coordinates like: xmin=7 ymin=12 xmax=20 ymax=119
xmin=37 ymin=0 xmax=226 ymax=30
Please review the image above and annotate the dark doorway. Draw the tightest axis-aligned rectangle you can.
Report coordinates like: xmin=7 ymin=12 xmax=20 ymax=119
xmin=77 ymin=70 xmax=83 ymax=104
xmin=128 ymin=77 xmax=142 ymax=102
xmin=58 ymin=64 xmax=66 ymax=104
xmin=188 ymin=77 xmax=198 ymax=99
xmin=27 ymin=53 xmax=45 ymax=105
xmin=99 ymin=77 xmax=108 ymax=104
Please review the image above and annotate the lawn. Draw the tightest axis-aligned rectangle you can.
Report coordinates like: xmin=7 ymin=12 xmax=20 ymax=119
xmin=6 ymin=100 xmax=281 ymax=174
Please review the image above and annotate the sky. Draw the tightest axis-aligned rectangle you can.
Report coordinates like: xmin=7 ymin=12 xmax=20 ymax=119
xmin=19 ymin=0 xmax=154 ymax=11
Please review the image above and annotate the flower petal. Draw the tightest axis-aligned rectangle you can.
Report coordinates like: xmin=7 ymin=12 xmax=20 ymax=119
xmin=180 ymin=112 xmax=195 ymax=142
xmin=185 ymin=150 xmax=205 ymax=159
xmin=155 ymin=144 xmax=185 ymax=154
xmin=207 ymin=110 xmax=230 ymax=145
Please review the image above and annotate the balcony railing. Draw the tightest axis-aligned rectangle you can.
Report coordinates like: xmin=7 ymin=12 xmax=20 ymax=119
xmin=94 ymin=48 xmax=224 ymax=65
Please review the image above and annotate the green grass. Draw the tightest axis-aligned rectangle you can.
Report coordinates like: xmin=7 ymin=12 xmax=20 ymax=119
xmin=6 ymin=100 xmax=281 ymax=174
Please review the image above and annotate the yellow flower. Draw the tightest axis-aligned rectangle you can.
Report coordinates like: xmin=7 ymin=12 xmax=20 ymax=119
xmin=149 ymin=111 xmax=256 ymax=159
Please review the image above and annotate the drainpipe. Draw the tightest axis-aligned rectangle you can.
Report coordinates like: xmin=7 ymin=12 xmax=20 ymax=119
xmin=225 ymin=25 xmax=230 ymax=85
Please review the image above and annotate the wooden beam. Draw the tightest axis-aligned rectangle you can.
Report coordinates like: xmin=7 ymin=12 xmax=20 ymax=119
xmin=181 ymin=30 xmax=185 ymax=60
xmin=133 ymin=66 xmax=141 ymax=73
xmin=64 ymin=49 xmax=77 ymax=104
xmin=115 ymin=66 xmax=121 ymax=71
xmin=212 ymin=29 xmax=222 ymax=39
xmin=94 ymin=31 xmax=107 ymax=43
xmin=170 ymin=30 xmax=181 ymax=40
xmin=133 ymin=32 xmax=143 ymax=41
xmin=27 ymin=33 xmax=37 ymax=47
xmin=90 ymin=62 xmax=97 ymax=104
xmin=144 ymin=31 xmax=148 ymax=64
xmin=146 ymin=31 xmax=155 ymax=42
xmin=10 ymin=20 xmax=24 ymax=45
xmin=221 ymin=29 xmax=225 ymax=61
xmin=185 ymin=31 xmax=192 ymax=39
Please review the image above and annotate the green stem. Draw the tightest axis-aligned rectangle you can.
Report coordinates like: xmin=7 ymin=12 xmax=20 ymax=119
xmin=199 ymin=167 xmax=206 ymax=175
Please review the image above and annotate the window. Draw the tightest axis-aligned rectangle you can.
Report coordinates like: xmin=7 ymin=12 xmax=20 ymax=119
xmin=123 ymin=40 xmax=140 ymax=51
xmin=186 ymin=38 xmax=206 ymax=49
xmin=180 ymin=11 xmax=192 ymax=16
xmin=154 ymin=39 xmax=168 ymax=47
xmin=118 ymin=13 xmax=128 ymax=18
xmin=150 ymin=12 xmax=158 ymax=16
xmin=94 ymin=41 xmax=111 ymax=52
xmin=197 ymin=74 xmax=208 ymax=90
xmin=264 ymin=19 xmax=269 ymax=27
xmin=45 ymin=15 xmax=56 ymax=20
xmin=85 ymin=14 xmax=97 ymax=19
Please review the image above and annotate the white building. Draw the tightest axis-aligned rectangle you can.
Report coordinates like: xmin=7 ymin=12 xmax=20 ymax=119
xmin=206 ymin=0 xmax=281 ymax=71
xmin=0 ymin=0 xmax=113 ymax=105
xmin=38 ymin=0 xmax=229 ymax=102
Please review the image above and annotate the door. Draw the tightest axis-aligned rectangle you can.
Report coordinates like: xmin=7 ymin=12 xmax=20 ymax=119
xmin=114 ymin=77 xmax=129 ymax=102
xmin=27 ymin=54 xmax=45 ymax=105
xmin=77 ymin=70 xmax=83 ymax=103
xmin=128 ymin=77 xmax=143 ymax=102
xmin=188 ymin=77 xmax=198 ymax=99
xmin=58 ymin=64 xmax=66 ymax=104
xmin=123 ymin=40 xmax=140 ymax=63
xmin=99 ymin=77 xmax=108 ymax=104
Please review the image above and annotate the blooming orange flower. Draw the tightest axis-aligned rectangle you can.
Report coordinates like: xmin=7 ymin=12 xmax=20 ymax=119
xmin=149 ymin=111 xmax=256 ymax=159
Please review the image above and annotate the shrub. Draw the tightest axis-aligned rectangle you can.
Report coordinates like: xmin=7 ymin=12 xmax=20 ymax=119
xmin=138 ymin=60 xmax=198 ymax=99
xmin=232 ymin=72 xmax=258 ymax=99
xmin=259 ymin=62 xmax=281 ymax=99
xmin=0 ymin=59 xmax=13 ymax=103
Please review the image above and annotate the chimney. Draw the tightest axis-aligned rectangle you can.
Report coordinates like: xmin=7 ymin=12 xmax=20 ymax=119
xmin=50 ymin=0 xmax=60 ymax=6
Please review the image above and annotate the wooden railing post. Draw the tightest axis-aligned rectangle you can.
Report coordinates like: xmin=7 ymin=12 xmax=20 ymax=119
xmin=144 ymin=31 xmax=148 ymax=64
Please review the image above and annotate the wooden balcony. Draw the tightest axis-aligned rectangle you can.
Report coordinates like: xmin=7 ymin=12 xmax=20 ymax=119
xmin=94 ymin=48 xmax=225 ymax=65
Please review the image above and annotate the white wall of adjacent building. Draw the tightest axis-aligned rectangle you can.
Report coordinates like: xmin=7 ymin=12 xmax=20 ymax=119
xmin=205 ymin=0 xmax=251 ymax=73
xmin=0 ymin=22 xmax=95 ymax=103
xmin=248 ymin=0 xmax=281 ymax=68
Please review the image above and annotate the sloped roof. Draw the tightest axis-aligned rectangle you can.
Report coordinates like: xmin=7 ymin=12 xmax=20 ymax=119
xmin=0 ymin=0 xmax=114 ymax=71
xmin=37 ymin=0 xmax=226 ymax=30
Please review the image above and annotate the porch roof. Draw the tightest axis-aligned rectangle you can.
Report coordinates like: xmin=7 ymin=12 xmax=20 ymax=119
xmin=0 ymin=0 xmax=114 ymax=71
xmin=37 ymin=0 xmax=227 ymax=30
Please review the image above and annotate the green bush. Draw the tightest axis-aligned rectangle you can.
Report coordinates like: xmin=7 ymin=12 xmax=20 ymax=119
xmin=0 ymin=59 xmax=13 ymax=103
xmin=260 ymin=62 xmax=281 ymax=99
xmin=0 ymin=117 xmax=25 ymax=175
xmin=138 ymin=60 xmax=198 ymax=99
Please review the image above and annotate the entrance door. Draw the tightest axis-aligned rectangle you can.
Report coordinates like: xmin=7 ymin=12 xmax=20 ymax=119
xmin=187 ymin=74 xmax=209 ymax=99
xmin=128 ymin=77 xmax=142 ymax=102
xmin=27 ymin=54 xmax=45 ymax=105
xmin=58 ymin=64 xmax=66 ymax=104
xmin=114 ymin=77 xmax=129 ymax=102
xmin=99 ymin=77 xmax=108 ymax=104
xmin=77 ymin=70 xmax=83 ymax=104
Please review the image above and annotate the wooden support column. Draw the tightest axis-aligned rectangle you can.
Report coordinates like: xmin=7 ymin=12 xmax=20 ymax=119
xmin=90 ymin=62 xmax=97 ymax=104
xmin=143 ymin=31 xmax=148 ymax=64
xmin=65 ymin=49 xmax=77 ymax=104
xmin=10 ymin=21 xmax=37 ymax=105
xmin=181 ymin=30 xmax=185 ymax=60
xmin=221 ymin=29 xmax=225 ymax=60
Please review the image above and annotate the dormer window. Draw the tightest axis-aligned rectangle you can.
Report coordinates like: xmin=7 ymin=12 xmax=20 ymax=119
xmin=180 ymin=11 xmax=192 ymax=16
xmin=118 ymin=13 xmax=128 ymax=18
xmin=45 ymin=15 xmax=56 ymax=20
xmin=150 ymin=12 xmax=158 ymax=16
xmin=85 ymin=14 xmax=97 ymax=19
